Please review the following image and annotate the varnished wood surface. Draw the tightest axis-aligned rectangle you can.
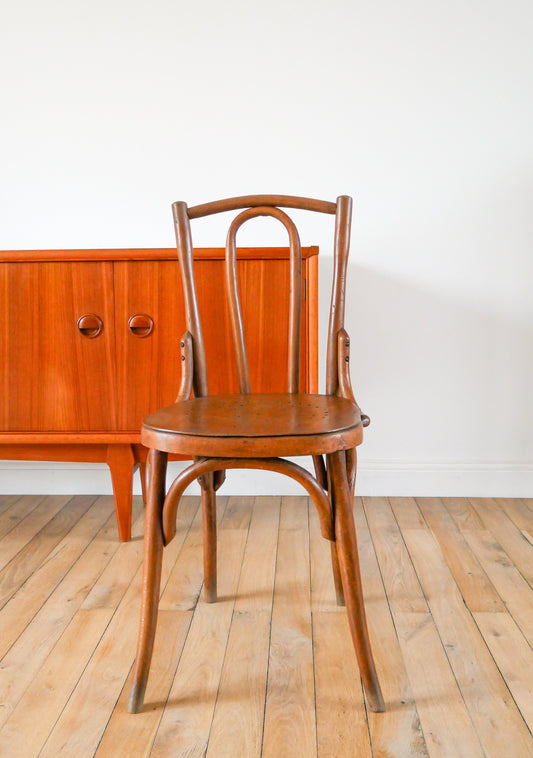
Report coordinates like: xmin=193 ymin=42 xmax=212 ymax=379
xmin=134 ymin=194 xmax=383 ymax=713
xmin=0 ymin=247 xmax=319 ymax=262
xmin=1 ymin=248 xmax=318 ymax=434
xmin=224 ymin=207 xmax=302 ymax=394
xmin=143 ymin=394 xmax=361 ymax=440
xmin=0 ymin=261 xmax=118 ymax=432
xmin=187 ymin=195 xmax=337 ymax=219
xmin=0 ymin=494 xmax=532 ymax=757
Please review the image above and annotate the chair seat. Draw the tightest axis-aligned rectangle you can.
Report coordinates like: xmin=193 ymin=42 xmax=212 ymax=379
xmin=141 ymin=393 xmax=363 ymax=457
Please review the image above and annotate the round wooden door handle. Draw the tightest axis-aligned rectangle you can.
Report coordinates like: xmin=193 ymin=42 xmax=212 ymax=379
xmin=128 ymin=313 xmax=154 ymax=338
xmin=77 ymin=313 xmax=103 ymax=338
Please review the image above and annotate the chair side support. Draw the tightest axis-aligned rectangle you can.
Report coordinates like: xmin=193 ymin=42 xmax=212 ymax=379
xmin=162 ymin=456 xmax=334 ymax=545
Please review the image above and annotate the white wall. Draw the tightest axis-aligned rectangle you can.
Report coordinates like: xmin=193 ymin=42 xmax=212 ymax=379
xmin=1 ymin=0 xmax=532 ymax=495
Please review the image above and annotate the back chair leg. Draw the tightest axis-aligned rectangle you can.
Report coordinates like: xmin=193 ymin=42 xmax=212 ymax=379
xmin=128 ymin=449 xmax=168 ymax=714
xmin=201 ymin=472 xmax=217 ymax=603
xmin=139 ymin=460 xmax=148 ymax=505
xmin=345 ymin=447 xmax=357 ymax=494
xmin=330 ymin=543 xmax=346 ymax=606
xmin=327 ymin=450 xmax=385 ymax=713
xmin=326 ymin=456 xmax=346 ymax=606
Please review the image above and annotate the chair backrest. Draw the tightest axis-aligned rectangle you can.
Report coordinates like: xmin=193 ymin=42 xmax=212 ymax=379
xmin=172 ymin=194 xmax=352 ymax=398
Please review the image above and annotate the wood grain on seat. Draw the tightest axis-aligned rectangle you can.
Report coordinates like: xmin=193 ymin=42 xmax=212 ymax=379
xmin=141 ymin=394 xmax=362 ymax=456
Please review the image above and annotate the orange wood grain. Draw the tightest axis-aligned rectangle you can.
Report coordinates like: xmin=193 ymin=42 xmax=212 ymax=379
xmin=114 ymin=260 xmax=183 ymax=431
xmin=1 ymin=248 xmax=317 ymax=436
xmin=0 ymin=247 xmax=318 ymax=263
xmin=0 ymin=261 xmax=117 ymax=432
xmin=307 ymin=251 xmax=319 ymax=393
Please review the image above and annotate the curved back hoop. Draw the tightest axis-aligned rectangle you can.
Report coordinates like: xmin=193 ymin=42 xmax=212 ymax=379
xmin=172 ymin=194 xmax=352 ymax=398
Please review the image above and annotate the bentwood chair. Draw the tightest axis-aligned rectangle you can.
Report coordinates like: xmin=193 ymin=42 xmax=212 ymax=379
xmin=128 ymin=194 xmax=385 ymax=714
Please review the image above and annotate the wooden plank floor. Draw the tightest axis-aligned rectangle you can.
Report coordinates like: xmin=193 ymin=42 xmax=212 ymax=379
xmin=0 ymin=494 xmax=532 ymax=757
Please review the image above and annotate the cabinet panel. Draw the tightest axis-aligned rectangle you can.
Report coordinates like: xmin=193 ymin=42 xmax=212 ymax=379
xmin=114 ymin=261 xmax=184 ymax=431
xmin=196 ymin=258 xmax=308 ymax=395
xmin=114 ymin=257 xmax=309 ymax=431
xmin=0 ymin=262 xmax=117 ymax=431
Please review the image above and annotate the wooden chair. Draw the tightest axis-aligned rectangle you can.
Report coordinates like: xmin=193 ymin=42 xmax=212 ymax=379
xmin=128 ymin=194 xmax=385 ymax=714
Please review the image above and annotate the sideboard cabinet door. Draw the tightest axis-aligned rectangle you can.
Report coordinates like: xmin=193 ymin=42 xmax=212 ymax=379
xmin=114 ymin=260 xmax=184 ymax=431
xmin=0 ymin=261 xmax=117 ymax=432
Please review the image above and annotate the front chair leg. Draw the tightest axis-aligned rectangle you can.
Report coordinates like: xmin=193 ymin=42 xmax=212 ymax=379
xmin=201 ymin=472 xmax=217 ymax=603
xmin=128 ymin=449 xmax=168 ymax=714
xmin=327 ymin=450 xmax=385 ymax=713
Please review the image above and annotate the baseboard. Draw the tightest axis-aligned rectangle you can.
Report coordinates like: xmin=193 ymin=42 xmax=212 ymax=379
xmin=355 ymin=459 xmax=533 ymax=497
xmin=0 ymin=459 xmax=531 ymax=497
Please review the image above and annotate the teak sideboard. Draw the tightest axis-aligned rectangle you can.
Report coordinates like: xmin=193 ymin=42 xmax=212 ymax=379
xmin=0 ymin=247 xmax=318 ymax=540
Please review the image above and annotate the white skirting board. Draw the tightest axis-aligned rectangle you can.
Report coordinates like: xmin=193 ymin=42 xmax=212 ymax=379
xmin=0 ymin=459 xmax=531 ymax=497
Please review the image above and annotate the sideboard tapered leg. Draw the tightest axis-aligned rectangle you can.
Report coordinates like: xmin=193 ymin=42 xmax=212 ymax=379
xmin=106 ymin=443 xmax=136 ymax=541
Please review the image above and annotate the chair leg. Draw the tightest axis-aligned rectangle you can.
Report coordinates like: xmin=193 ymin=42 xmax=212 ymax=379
xmin=139 ymin=461 xmax=148 ymax=505
xmin=327 ymin=450 xmax=385 ymax=713
xmin=345 ymin=447 xmax=357 ymax=495
xmin=312 ymin=454 xmax=328 ymax=490
xmin=326 ymin=456 xmax=345 ymax=606
xmin=330 ymin=542 xmax=346 ymax=606
xmin=128 ymin=449 xmax=168 ymax=714
xmin=201 ymin=472 xmax=217 ymax=603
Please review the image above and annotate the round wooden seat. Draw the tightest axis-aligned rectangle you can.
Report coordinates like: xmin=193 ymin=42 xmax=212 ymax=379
xmin=141 ymin=393 xmax=363 ymax=457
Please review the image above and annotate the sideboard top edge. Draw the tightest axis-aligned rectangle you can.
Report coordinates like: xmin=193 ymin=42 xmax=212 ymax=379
xmin=0 ymin=246 xmax=319 ymax=262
